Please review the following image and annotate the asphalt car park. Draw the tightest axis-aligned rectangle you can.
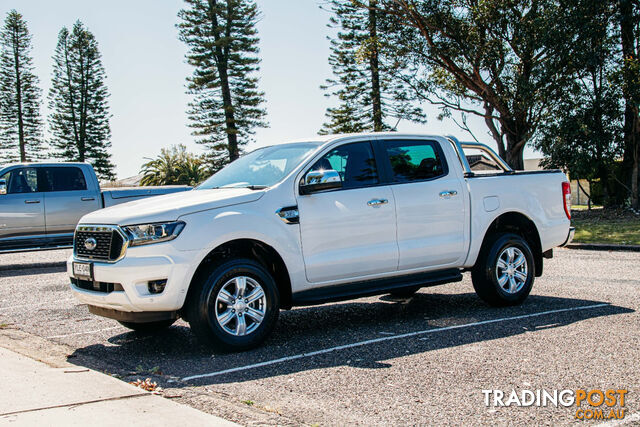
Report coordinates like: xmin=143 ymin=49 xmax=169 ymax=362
xmin=0 ymin=248 xmax=638 ymax=425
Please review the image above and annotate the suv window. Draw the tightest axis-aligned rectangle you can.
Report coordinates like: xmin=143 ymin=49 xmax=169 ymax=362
xmin=383 ymin=140 xmax=446 ymax=182
xmin=0 ymin=168 xmax=38 ymax=194
xmin=41 ymin=167 xmax=87 ymax=192
xmin=310 ymin=142 xmax=378 ymax=189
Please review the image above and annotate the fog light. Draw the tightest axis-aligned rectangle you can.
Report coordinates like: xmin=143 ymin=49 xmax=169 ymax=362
xmin=148 ymin=279 xmax=167 ymax=294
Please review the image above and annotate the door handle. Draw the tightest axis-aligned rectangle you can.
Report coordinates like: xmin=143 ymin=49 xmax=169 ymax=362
xmin=367 ymin=198 xmax=388 ymax=207
xmin=439 ymin=190 xmax=458 ymax=198
xmin=81 ymin=197 xmax=95 ymax=201
xmin=24 ymin=199 xmax=40 ymax=204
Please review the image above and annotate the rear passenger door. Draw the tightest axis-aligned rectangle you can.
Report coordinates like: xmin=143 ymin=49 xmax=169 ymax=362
xmin=380 ymin=139 xmax=466 ymax=270
xmin=41 ymin=166 xmax=101 ymax=236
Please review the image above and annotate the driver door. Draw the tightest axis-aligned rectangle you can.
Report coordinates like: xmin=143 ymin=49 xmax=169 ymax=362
xmin=296 ymin=141 xmax=398 ymax=283
xmin=0 ymin=167 xmax=45 ymax=242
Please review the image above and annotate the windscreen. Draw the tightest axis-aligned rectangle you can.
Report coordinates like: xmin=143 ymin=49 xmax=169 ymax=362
xmin=196 ymin=142 xmax=320 ymax=190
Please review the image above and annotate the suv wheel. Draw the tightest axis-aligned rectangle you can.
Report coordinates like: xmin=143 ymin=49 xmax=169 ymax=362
xmin=186 ymin=259 xmax=280 ymax=351
xmin=471 ymin=233 xmax=535 ymax=306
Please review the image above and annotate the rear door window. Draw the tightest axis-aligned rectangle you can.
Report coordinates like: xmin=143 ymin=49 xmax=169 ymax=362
xmin=382 ymin=140 xmax=447 ymax=183
xmin=41 ymin=167 xmax=87 ymax=192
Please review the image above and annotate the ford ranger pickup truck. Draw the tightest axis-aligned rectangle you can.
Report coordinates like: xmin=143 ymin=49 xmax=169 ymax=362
xmin=0 ymin=162 xmax=189 ymax=253
xmin=68 ymin=133 xmax=574 ymax=351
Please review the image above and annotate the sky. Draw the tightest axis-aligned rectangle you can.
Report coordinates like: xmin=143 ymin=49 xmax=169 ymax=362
xmin=1 ymin=0 xmax=537 ymax=179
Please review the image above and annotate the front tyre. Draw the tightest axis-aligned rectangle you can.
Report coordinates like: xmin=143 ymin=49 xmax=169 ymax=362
xmin=471 ymin=233 xmax=535 ymax=307
xmin=186 ymin=259 xmax=280 ymax=351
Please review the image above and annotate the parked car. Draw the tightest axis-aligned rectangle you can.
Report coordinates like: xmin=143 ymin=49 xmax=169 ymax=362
xmin=0 ymin=162 xmax=189 ymax=253
xmin=68 ymin=133 xmax=574 ymax=351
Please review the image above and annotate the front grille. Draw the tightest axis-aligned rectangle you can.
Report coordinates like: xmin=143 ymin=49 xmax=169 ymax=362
xmin=74 ymin=226 xmax=126 ymax=262
xmin=110 ymin=231 xmax=124 ymax=260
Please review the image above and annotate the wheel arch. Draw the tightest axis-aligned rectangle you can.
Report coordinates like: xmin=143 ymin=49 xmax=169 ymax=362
xmin=477 ymin=211 xmax=543 ymax=277
xmin=182 ymin=238 xmax=293 ymax=320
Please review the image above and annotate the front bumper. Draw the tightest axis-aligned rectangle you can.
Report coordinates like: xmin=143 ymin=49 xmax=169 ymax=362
xmin=68 ymin=243 xmax=199 ymax=313
xmin=559 ymin=226 xmax=576 ymax=247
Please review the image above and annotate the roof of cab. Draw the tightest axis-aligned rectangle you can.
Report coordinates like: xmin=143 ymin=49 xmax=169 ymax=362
xmin=278 ymin=132 xmax=445 ymax=145
xmin=1 ymin=161 xmax=90 ymax=169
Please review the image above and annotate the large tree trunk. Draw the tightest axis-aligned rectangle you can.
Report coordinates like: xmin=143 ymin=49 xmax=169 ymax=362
xmin=368 ymin=0 xmax=383 ymax=131
xmin=208 ymin=0 xmax=239 ymax=162
xmin=62 ymin=37 xmax=82 ymax=162
xmin=12 ymin=27 xmax=26 ymax=161
xmin=598 ymin=164 xmax=611 ymax=206
xmin=503 ymin=145 xmax=524 ymax=170
xmin=622 ymin=103 xmax=639 ymax=209
xmin=632 ymin=149 xmax=639 ymax=209
xmin=620 ymin=0 xmax=640 ymax=209
xmin=484 ymin=99 xmax=528 ymax=171
xmin=218 ymin=66 xmax=239 ymax=161
xmin=501 ymin=119 xmax=526 ymax=170
xmin=78 ymin=52 xmax=87 ymax=162
xmin=485 ymin=118 xmax=526 ymax=170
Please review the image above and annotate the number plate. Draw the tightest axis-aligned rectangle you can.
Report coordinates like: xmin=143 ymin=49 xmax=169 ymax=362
xmin=73 ymin=262 xmax=93 ymax=280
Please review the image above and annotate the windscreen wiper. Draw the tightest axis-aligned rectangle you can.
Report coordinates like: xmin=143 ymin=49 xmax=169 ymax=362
xmin=207 ymin=185 xmax=268 ymax=190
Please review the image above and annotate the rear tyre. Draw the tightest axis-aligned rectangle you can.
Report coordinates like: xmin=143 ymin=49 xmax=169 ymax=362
xmin=471 ymin=233 xmax=535 ymax=307
xmin=186 ymin=258 xmax=280 ymax=351
xmin=118 ymin=319 xmax=175 ymax=333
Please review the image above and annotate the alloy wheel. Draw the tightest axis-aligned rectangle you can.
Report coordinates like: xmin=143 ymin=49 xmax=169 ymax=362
xmin=496 ymin=247 xmax=528 ymax=294
xmin=213 ymin=276 xmax=266 ymax=336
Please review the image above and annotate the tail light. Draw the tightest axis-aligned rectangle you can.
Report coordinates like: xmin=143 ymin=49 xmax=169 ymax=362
xmin=562 ymin=182 xmax=571 ymax=220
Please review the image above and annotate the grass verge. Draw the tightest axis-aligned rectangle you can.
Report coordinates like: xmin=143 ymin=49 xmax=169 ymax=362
xmin=571 ymin=209 xmax=640 ymax=245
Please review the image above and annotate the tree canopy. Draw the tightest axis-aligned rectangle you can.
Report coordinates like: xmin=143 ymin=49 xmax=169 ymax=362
xmin=320 ymin=0 xmax=425 ymax=134
xmin=48 ymin=21 xmax=114 ymax=180
xmin=347 ymin=0 xmax=588 ymax=170
xmin=0 ymin=10 xmax=43 ymax=162
xmin=178 ymin=0 xmax=268 ymax=172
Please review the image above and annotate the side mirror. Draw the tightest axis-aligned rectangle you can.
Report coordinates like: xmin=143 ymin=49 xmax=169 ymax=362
xmin=299 ymin=169 xmax=342 ymax=195
xmin=0 ymin=179 xmax=6 ymax=195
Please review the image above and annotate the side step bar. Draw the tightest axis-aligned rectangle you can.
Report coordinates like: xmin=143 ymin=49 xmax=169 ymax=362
xmin=292 ymin=268 xmax=463 ymax=306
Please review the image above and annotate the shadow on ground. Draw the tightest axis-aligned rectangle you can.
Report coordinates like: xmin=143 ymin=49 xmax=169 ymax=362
xmin=0 ymin=265 xmax=66 ymax=278
xmin=66 ymin=292 xmax=633 ymax=386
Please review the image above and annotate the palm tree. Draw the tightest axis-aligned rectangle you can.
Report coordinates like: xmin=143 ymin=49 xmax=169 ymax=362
xmin=140 ymin=145 xmax=208 ymax=186
xmin=176 ymin=155 xmax=209 ymax=186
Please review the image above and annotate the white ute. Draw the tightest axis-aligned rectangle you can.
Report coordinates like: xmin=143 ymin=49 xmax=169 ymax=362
xmin=68 ymin=133 xmax=574 ymax=351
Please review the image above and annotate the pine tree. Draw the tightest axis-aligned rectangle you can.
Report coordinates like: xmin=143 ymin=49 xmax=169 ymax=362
xmin=48 ymin=21 xmax=114 ymax=180
xmin=320 ymin=0 xmax=425 ymax=134
xmin=0 ymin=10 xmax=44 ymax=162
xmin=178 ymin=0 xmax=268 ymax=171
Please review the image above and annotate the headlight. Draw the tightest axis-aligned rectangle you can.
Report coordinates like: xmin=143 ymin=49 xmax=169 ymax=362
xmin=122 ymin=221 xmax=185 ymax=246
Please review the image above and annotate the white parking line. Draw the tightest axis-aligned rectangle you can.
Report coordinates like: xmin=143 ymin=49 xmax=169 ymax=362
xmin=0 ymin=298 xmax=75 ymax=312
xmin=182 ymin=303 xmax=610 ymax=382
xmin=46 ymin=326 xmax=122 ymax=339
